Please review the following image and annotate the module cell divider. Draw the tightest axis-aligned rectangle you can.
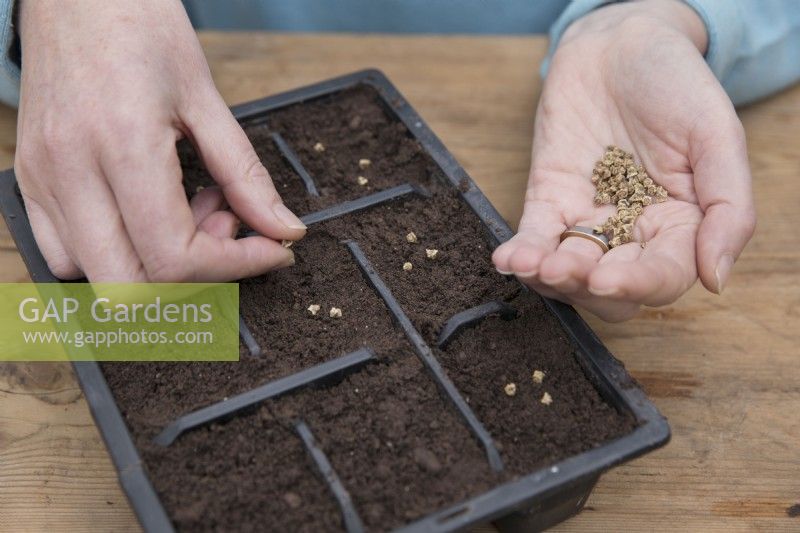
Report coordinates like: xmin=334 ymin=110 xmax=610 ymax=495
xmin=243 ymin=183 xmax=430 ymax=238
xmin=152 ymin=347 xmax=376 ymax=447
xmin=344 ymin=240 xmax=504 ymax=473
xmin=269 ymin=131 xmax=320 ymax=196
xmin=294 ymin=420 xmax=365 ymax=533
xmin=239 ymin=316 xmax=261 ymax=357
xmin=299 ymin=183 xmax=430 ymax=225
xmin=436 ymin=301 xmax=518 ymax=349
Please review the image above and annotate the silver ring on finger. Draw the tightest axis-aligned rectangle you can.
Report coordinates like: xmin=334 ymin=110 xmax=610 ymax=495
xmin=559 ymin=226 xmax=609 ymax=254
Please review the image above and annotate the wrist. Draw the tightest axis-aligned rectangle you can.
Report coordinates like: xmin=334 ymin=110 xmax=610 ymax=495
xmin=18 ymin=0 xmax=84 ymax=56
xmin=562 ymin=0 xmax=708 ymax=55
xmin=18 ymin=0 xmax=60 ymax=40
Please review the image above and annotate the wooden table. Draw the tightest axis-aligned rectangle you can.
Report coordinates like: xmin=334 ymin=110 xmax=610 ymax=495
xmin=1 ymin=33 xmax=798 ymax=532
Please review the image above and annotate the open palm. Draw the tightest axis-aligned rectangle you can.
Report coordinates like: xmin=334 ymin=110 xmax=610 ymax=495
xmin=493 ymin=5 xmax=755 ymax=321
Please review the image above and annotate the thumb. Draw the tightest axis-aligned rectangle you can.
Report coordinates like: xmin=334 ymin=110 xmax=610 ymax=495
xmin=691 ymin=115 xmax=756 ymax=294
xmin=182 ymin=88 xmax=307 ymax=241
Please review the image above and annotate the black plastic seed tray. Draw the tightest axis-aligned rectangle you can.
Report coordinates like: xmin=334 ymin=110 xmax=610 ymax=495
xmin=0 ymin=69 xmax=670 ymax=532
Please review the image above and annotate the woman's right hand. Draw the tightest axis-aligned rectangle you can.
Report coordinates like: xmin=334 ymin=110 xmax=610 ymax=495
xmin=15 ymin=0 xmax=306 ymax=282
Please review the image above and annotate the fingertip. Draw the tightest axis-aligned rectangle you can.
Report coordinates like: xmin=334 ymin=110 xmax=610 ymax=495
xmin=271 ymin=244 xmax=296 ymax=271
xmin=246 ymin=234 xmax=297 ymax=271
xmin=491 ymin=241 xmax=516 ymax=273
xmin=696 ymin=245 xmax=721 ymax=295
xmin=587 ymin=265 xmax=626 ymax=297
xmin=190 ymin=187 xmax=228 ymax=223
xmin=282 ymin=248 xmax=296 ymax=269
xmin=587 ymin=285 xmax=623 ymax=297
xmin=696 ymin=208 xmax=751 ymax=295
xmin=199 ymin=210 xmax=241 ymax=239
xmin=711 ymin=253 xmax=734 ymax=294
xmin=507 ymin=243 xmax=547 ymax=277
xmin=26 ymin=201 xmax=83 ymax=280
xmin=539 ymin=254 xmax=592 ymax=295
xmin=184 ymin=97 xmax=306 ymax=242
xmin=190 ymin=185 xmax=225 ymax=208
xmin=233 ymin=199 xmax=307 ymax=242
xmin=271 ymin=202 xmax=307 ymax=236
xmin=49 ymin=259 xmax=84 ymax=281
xmin=240 ymin=234 xmax=295 ymax=268
xmin=538 ymin=253 xmax=572 ymax=285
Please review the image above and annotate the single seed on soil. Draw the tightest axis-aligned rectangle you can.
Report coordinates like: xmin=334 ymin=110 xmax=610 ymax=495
xmin=406 ymin=232 xmax=418 ymax=243
xmin=540 ymin=392 xmax=553 ymax=405
xmin=357 ymin=176 xmax=369 ymax=186
xmin=307 ymin=304 xmax=321 ymax=316
xmin=313 ymin=142 xmax=325 ymax=152
xmin=532 ymin=370 xmax=545 ymax=384
xmin=425 ymin=249 xmax=439 ymax=259
xmin=195 ymin=185 xmax=204 ymax=193
xmin=403 ymin=262 xmax=413 ymax=271
xmin=329 ymin=307 xmax=342 ymax=318
xmin=412 ymin=447 xmax=442 ymax=473
xmin=358 ymin=158 xmax=371 ymax=169
xmin=504 ymin=383 xmax=517 ymax=396
xmin=283 ymin=492 xmax=302 ymax=509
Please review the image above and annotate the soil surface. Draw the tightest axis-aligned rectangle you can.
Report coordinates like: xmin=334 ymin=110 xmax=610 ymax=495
xmin=102 ymin=230 xmax=407 ymax=435
xmin=273 ymin=355 xmax=499 ymax=531
xmin=320 ymin=192 xmax=521 ymax=343
xmin=103 ymin=84 xmax=636 ymax=532
xmin=437 ymin=294 xmax=636 ymax=476
xmin=138 ymin=406 xmax=344 ymax=533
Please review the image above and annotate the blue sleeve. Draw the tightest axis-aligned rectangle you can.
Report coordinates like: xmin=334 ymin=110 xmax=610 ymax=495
xmin=0 ymin=0 xmax=19 ymax=108
xmin=543 ymin=0 xmax=800 ymax=106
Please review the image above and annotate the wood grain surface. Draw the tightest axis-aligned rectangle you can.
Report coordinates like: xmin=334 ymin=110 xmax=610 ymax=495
xmin=0 ymin=33 xmax=798 ymax=532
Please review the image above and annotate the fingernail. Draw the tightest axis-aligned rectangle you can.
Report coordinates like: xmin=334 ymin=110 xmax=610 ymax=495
xmin=495 ymin=267 xmax=513 ymax=276
xmin=279 ymin=250 xmax=296 ymax=269
xmin=273 ymin=203 xmax=306 ymax=230
xmin=715 ymin=254 xmax=734 ymax=294
xmin=588 ymin=285 xmax=621 ymax=297
xmin=515 ymin=268 xmax=539 ymax=278
xmin=542 ymin=274 xmax=570 ymax=286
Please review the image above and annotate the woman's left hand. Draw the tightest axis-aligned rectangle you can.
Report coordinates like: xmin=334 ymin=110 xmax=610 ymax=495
xmin=492 ymin=0 xmax=756 ymax=321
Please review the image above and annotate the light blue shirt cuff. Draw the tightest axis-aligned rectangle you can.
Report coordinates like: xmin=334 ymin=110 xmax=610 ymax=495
xmin=0 ymin=0 xmax=19 ymax=108
xmin=679 ymin=0 xmax=743 ymax=83
xmin=542 ymin=0 xmax=800 ymax=106
xmin=541 ymin=0 xmax=742 ymax=80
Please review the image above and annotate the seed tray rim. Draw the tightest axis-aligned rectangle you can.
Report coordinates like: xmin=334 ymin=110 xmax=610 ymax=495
xmin=0 ymin=68 xmax=670 ymax=533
